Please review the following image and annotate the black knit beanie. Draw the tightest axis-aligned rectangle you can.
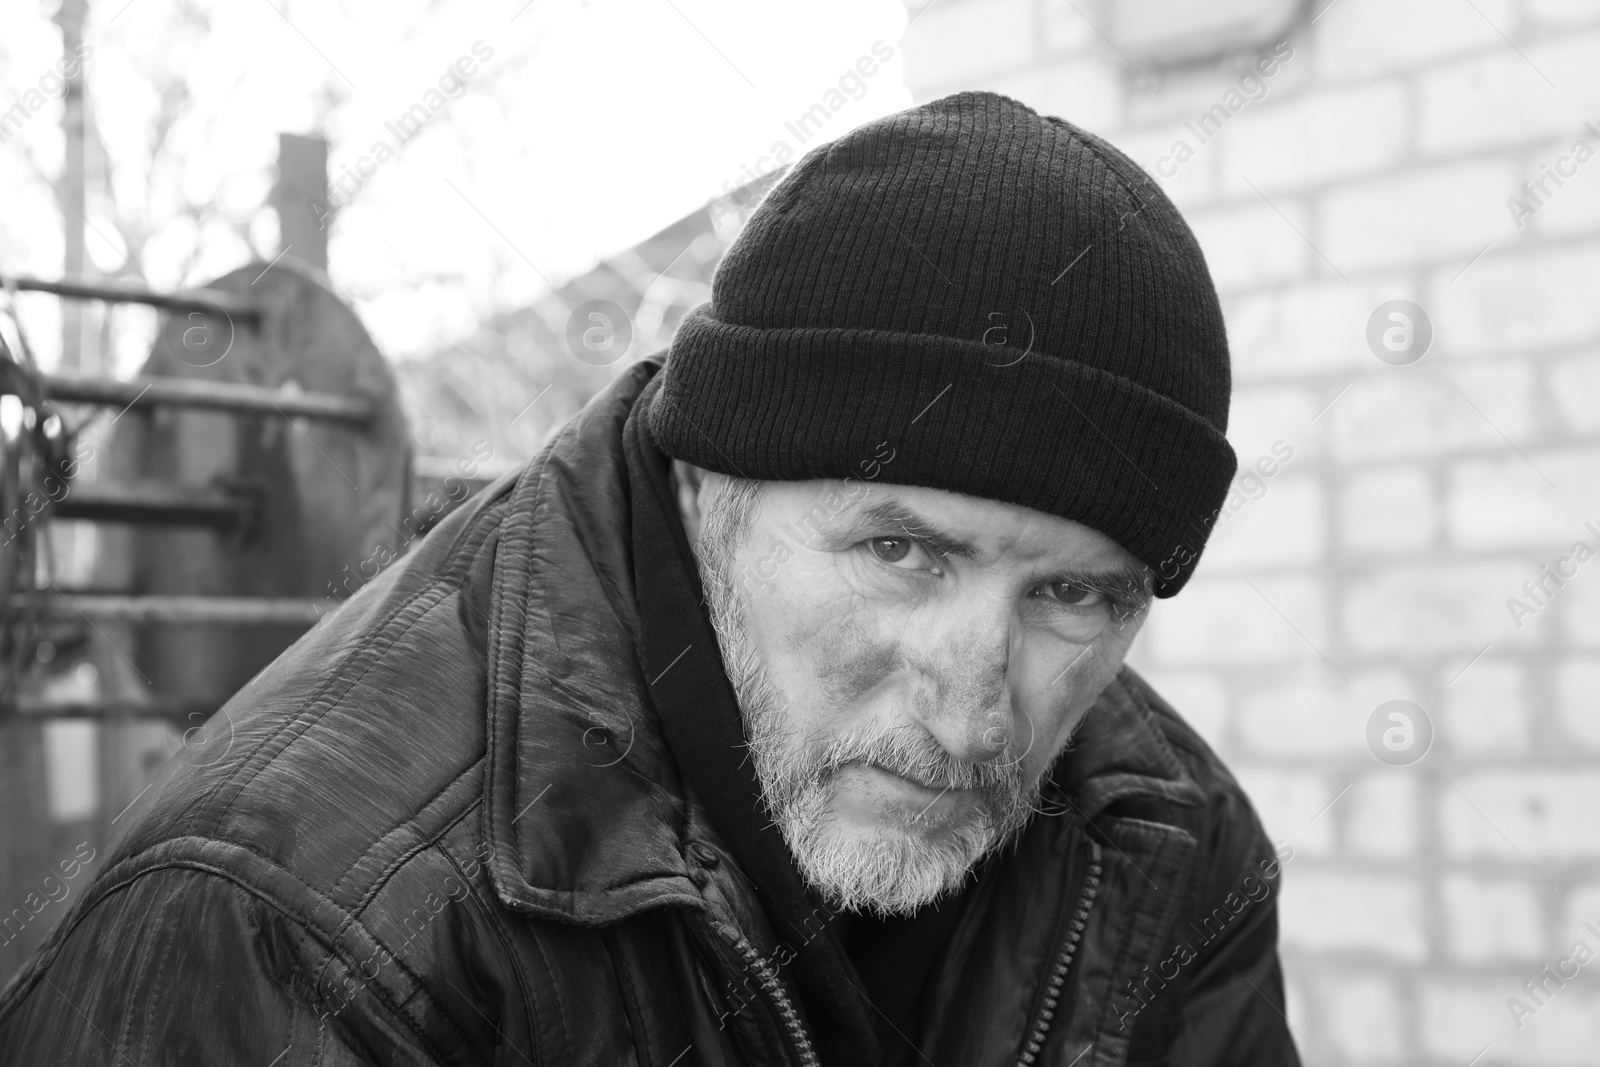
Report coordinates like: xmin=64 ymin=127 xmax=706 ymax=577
xmin=647 ymin=91 xmax=1235 ymax=595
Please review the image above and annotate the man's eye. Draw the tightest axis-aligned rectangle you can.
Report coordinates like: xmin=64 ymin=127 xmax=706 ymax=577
xmin=866 ymin=536 xmax=936 ymax=571
xmin=1038 ymin=580 xmax=1106 ymax=607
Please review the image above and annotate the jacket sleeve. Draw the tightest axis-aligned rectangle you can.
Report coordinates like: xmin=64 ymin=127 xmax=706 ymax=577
xmin=0 ymin=865 xmax=432 ymax=1067
xmin=1164 ymin=785 xmax=1303 ymax=1067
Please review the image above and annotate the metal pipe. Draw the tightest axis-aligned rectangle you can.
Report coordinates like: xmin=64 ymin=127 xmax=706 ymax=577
xmin=15 ymin=593 xmax=328 ymax=626
xmin=3 ymin=274 xmax=262 ymax=322
xmin=52 ymin=481 xmax=255 ymax=530
xmin=42 ymin=374 xmax=375 ymax=426
xmin=8 ymin=695 xmax=218 ymax=721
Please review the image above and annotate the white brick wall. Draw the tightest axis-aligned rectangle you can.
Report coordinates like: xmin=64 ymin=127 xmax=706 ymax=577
xmin=1549 ymin=355 xmax=1600 ymax=432
xmin=1281 ymin=871 xmax=1429 ymax=960
xmin=1186 ymin=200 xmax=1313 ymax=289
xmin=1416 ymin=49 xmax=1580 ymax=156
xmin=1312 ymin=0 xmax=1518 ymax=80
xmin=901 ymin=1 xmax=1600 ymax=1061
xmin=1321 ymin=974 xmax=1406 ymax=1061
xmin=1431 ymin=244 xmax=1600 ymax=354
xmin=1344 ymin=773 xmax=1418 ymax=857
xmin=1555 ymin=658 xmax=1600 ymax=746
xmin=1146 ymin=574 xmax=1329 ymax=664
xmin=1442 ymin=773 xmax=1600 ymax=860
xmin=1444 ymin=658 xmax=1531 ymax=752
xmin=1448 ymin=457 xmax=1573 ymax=548
xmin=1442 ymin=875 xmax=1545 ymax=962
xmin=1421 ymin=981 xmax=1600 ymax=1065
xmin=900 ymin=0 xmax=1036 ymax=87
xmin=1341 ymin=466 xmax=1438 ymax=553
xmin=1319 ymin=161 xmax=1516 ymax=271
xmin=1216 ymin=80 xmax=1411 ymax=195
xmin=1234 ymin=668 xmax=1373 ymax=755
xmin=1203 ymin=476 xmax=1328 ymax=569
xmin=1342 ymin=560 xmax=1529 ymax=653
xmin=1227 ymin=278 xmax=1394 ymax=377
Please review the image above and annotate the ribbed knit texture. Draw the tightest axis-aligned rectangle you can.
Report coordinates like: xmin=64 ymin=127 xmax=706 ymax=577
xmin=648 ymin=91 xmax=1236 ymax=595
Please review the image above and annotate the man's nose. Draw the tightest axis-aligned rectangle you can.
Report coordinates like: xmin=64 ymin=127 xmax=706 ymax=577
xmin=913 ymin=680 xmax=1011 ymax=764
xmin=906 ymin=620 xmax=1014 ymax=764
xmin=962 ymin=702 xmax=1013 ymax=763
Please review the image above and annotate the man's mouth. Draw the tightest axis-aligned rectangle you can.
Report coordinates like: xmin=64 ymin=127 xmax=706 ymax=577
xmin=860 ymin=761 xmax=964 ymax=794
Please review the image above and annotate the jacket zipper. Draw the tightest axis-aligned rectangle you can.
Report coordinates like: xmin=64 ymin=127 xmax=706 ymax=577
xmin=1016 ymin=839 xmax=1104 ymax=1067
xmin=727 ymin=932 xmax=821 ymax=1067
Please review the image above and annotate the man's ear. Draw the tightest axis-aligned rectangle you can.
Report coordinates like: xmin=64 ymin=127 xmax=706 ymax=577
xmin=671 ymin=459 xmax=709 ymax=544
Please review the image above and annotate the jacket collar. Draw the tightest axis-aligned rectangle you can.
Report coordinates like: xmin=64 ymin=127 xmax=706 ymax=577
xmin=480 ymin=359 xmax=1204 ymax=924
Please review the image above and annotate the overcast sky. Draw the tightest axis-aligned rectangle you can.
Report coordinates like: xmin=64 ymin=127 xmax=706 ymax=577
xmin=0 ymin=0 xmax=914 ymax=367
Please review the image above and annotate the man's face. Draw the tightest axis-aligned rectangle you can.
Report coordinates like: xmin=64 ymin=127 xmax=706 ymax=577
xmin=684 ymin=468 xmax=1151 ymax=916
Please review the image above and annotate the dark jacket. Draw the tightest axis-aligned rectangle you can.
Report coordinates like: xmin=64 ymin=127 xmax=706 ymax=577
xmin=0 ymin=360 xmax=1299 ymax=1066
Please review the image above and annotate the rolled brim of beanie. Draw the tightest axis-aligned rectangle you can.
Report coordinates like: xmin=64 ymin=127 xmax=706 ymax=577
xmin=648 ymin=304 xmax=1237 ymax=596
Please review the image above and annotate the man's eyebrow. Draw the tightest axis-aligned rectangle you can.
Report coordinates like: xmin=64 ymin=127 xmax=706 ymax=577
xmin=1047 ymin=564 xmax=1155 ymax=604
xmin=844 ymin=501 xmax=978 ymax=560
xmin=843 ymin=500 xmax=1154 ymax=600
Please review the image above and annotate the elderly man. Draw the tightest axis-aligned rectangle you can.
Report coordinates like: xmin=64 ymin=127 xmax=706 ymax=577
xmin=0 ymin=92 xmax=1297 ymax=1065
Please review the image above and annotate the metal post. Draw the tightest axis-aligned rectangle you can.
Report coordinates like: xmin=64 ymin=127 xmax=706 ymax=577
xmin=40 ymin=372 xmax=374 ymax=425
xmin=272 ymin=134 xmax=329 ymax=272
xmin=13 ymin=592 xmax=327 ymax=626
xmin=51 ymin=481 xmax=258 ymax=531
xmin=4 ymin=275 xmax=262 ymax=323
xmin=52 ymin=0 xmax=89 ymax=372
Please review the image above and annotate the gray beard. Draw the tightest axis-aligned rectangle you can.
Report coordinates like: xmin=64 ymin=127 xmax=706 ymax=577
xmin=694 ymin=524 xmax=1049 ymax=917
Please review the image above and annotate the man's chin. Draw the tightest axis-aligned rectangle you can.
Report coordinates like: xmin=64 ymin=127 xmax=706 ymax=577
xmin=791 ymin=824 xmax=984 ymax=917
xmin=778 ymin=780 xmax=1006 ymax=917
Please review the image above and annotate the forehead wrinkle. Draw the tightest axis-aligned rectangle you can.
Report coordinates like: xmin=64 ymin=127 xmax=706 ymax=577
xmin=991 ymin=500 xmax=1047 ymax=559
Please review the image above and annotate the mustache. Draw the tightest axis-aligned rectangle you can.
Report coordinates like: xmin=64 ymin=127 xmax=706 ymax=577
xmin=794 ymin=723 xmax=1022 ymax=794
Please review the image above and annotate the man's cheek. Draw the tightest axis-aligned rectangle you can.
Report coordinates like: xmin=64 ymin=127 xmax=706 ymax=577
xmin=1009 ymin=669 xmax=1070 ymax=769
xmin=757 ymin=570 xmax=852 ymax=652
xmin=809 ymin=617 xmax=902 ymax=710
xmin=749 ymin=567 xmax=894 ymax=706
xmin=1002 ymin=695 xmax=1072 ymax=789
xmin=1015 ymin=636 xmax=1120 ymax=759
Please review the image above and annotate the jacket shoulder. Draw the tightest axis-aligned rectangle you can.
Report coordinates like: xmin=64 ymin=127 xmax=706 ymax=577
xmin=1116 ymin=670 xmax=1298 ymax=1062
xmin=1118 ymin=668 xmax=1245 ymax=810
xmin=1116 ymin=668 xmax=1280 ymax=885
xmin=0 ymin=832 xmax=514 ymax=1065
xmin=113 ymin=474 xmax=520 ymax=909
